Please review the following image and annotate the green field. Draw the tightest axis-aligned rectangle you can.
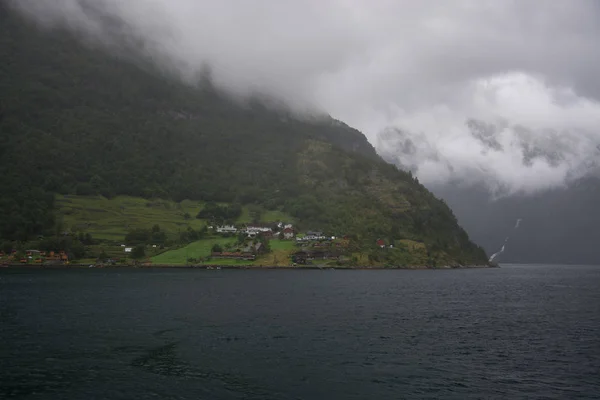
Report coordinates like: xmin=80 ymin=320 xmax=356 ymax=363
xmin=269 ymin=240 xmax=297 ymax=251
xmin=150 ymin=238 xmax=298 ymax=266
xmin=150 ymin=237 xmax=235 ymax=265
xmin=56 ymin=195 xmax=206 ymax=241
xmin=55 ymin=195 xmax=295 ymax=243
xmin=254 ymin=239 xmax=297 ymax=266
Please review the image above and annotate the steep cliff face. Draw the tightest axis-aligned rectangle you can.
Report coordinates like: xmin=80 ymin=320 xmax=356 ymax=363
xmin=431 ymin=178 xmax=600 ymax=265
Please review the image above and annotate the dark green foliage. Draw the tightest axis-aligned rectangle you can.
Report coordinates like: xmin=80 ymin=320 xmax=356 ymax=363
xmin=98 ymin=250 xmax=109 ymax=261
xmin=131 ymin=245 xmax=146 ymax=259
xmin=257 ymin=235 xmax=271 ymax=253
xmin=237 ymin=232 xmax=247 ymax=244
xmin=124 ymin=226 xmax=167 ymax=245
xmin=196 ymin=202 xmax=242 ymax=223
xmin=77 ymin=232 xmax=94 ymax=245
xmin=0 ymin=6 xmax=488 ymax=265
xmin=179 ymin=226 xmax=205 ymax=244
xmin=124 ymin=229 xmax=151 ymax=245
xmin=211 ymin=243 xmax=223 ymax=253
xmin=247 ymin=204 xmax=264 ymax=224
xmin=37 ymin=236 xmax=86 ymax=259
xmin=0 ymin=188 xmax=55 ymax=241
xmin=1 ymin=241 xmax=12 ymax=254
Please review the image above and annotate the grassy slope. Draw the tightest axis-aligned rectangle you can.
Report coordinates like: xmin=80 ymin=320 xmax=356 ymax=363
xmin=151 ymin=239 xmax=297 ymax=266
xmin=56 ymin=195 xmax=206 ymax=241
xmin=0 ymin=7 xmax=488 ymax=266
xmin=151 ymin=237 xmax=233 ymax=265
xmin=54 ymin=194 xmax=298 ymax=264
xmin=56 ymin=194 xmax=295 ymax=241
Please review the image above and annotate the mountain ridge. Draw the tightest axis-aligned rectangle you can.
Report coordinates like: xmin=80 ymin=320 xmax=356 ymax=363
xmin=0 ymin=4 xmax=487 ymax=266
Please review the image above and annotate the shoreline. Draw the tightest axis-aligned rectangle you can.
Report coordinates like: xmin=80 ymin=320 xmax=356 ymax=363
xmin=1 ymin=263 xmax=495 ymax=270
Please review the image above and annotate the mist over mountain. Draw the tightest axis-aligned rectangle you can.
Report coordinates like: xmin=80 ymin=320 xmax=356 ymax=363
xmin=5 ymin=0 xmax=600 ymax=264
xmin=377 ymin=107 xmax=600 ymax=198
xmin=0 ymin=2 xmax=490 ymax=265
xmin=378 ymin=117 xmax=600 ymax=264
xmin=428 ymin=178 xmax=600 ymax=265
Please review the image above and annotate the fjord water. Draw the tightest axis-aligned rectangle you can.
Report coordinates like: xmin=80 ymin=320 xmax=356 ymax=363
xmin=1 ymin=265 xmax=599 ymax=399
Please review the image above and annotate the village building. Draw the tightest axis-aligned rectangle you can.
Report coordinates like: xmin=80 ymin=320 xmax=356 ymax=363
xmin=211 ymin=240 xmax=267 ymax=261
xmin=244 ymin=224 xmax=273 ymax=238
xmin=216 ymin=225 xmax=238 ymax=234
xmin=245 ymin=224 xmax=272 ymax=233
xmin=305 ymin=231 xmax=326 ymax=241
xmin=291 ymin=249 xmax=342 ymax=264
xmin=282 ymin=227 xmax=295 ymax=239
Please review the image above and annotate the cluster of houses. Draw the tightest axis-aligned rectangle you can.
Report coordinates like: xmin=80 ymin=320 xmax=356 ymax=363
xmin=208 ymin=222 xmax=348 ymax=263
xmin=213 ymin=222 xmax=295 ymax=239
xmin=210 ymin=241 xmax=267 ymax=261
xmin=291 ymin=249 xmax=345 ymax=264
xmin=291 ymin=234 xmax=351 ymax=265
xmin=0 ymin=250 xmax=69 ymax=265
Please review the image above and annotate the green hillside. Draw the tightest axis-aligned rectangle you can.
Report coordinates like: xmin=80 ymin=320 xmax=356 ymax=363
xmin=55 ymin=195 xmax=205 ymax=241
xmin=54 ymin=194 xmax=293 ymax=241
xmin=0 ymin=4 xmax=488 ymax=266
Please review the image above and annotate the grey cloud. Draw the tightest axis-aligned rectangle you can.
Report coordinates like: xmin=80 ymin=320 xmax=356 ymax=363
xmin=9 ymin=0 xmax=600 ymax=195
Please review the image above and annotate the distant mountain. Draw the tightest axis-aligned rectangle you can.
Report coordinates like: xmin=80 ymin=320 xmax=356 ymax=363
xmin=430 ymin=179 xmax=600 ymax=265
xmin=0 ymin=3 xmax=487 ymax=266
xmin=377 ymin=116 xmax=600 ymax=264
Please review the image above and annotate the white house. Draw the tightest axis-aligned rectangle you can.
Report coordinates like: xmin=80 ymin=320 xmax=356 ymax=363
xmin=245 ymin=225 xmax=272 ymax=234
xmin=305 ymin=231 xmax=325 ymax=241
xmin=216 ymin=225 xmax=238 ymax=234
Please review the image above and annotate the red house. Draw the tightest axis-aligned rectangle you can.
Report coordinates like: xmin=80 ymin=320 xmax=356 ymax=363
xmin=282 ymin=228 xmax=295 ymax=239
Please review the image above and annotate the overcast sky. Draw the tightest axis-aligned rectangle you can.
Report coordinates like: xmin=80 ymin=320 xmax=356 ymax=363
xmin=11 ymin=0 xmax=600 ymax=195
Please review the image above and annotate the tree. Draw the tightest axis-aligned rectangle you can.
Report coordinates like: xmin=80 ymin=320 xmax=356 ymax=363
xmin=1 ymin=241 xmax=12 ymax=254
xmin=131 ymin=245 xmax=146 ymax=259
xmin=248 ymin=204 xmax=263 ymax=224
xmin=125 ymin=229 xmax=150 ymax=245
xmin=211 ymin=243 xmax=223 ymax=253
xmin=98 ymin=250 xmax=109 ymax=261
xmin=75 ymin=183 xmax=94 ymax=196
xmin=68 ymin=240 xmax=86 ymax=260
xmin=258 ymin=235 xmax=271 ymax=253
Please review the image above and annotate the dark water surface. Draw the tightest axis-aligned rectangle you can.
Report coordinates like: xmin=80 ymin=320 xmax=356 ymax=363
xmin=1 ymin=265 xmax=599 ymax=399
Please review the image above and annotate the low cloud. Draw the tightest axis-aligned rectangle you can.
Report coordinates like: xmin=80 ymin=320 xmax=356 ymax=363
xmin=376 ymin=73 xmax=600 ymax=195
xmin=10 ymin=0 xmax=600 ymax=195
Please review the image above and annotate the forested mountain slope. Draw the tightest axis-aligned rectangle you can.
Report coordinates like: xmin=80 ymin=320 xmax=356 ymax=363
xmin=0 ymin=4 xmax=487 ymax=265
xmin=432 ymin=178 xmax=600 ymax=265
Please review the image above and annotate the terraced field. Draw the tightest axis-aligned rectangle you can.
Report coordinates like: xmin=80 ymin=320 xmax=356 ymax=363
xmin=55 ymin=195 xmax=206 ymax=241
xmin=55 ymin=195 xmax=294 ymax=242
